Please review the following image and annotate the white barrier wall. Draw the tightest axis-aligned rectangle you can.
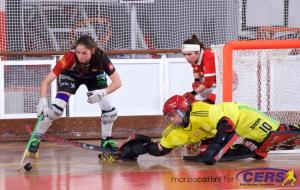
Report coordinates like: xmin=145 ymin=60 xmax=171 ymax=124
xmin=0 ymin=55 xmax=194 ymax=118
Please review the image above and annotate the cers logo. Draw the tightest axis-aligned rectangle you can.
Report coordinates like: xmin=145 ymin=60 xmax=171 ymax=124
xmin=236 ymin=168 xmax=297 ymax=186
xmin=237 ymin=168 xmax=285 ymax=182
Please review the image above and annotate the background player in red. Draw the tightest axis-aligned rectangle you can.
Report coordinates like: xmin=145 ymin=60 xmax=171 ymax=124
xmin=28 ymin=35 xmax=122 ymax=157
xmin=181 ymin=34 xmax=216 ymax=104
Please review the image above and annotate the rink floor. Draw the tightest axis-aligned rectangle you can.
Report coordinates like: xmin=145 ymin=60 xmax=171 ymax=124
xmin=1 ymin=141 xmax=300 ymax=190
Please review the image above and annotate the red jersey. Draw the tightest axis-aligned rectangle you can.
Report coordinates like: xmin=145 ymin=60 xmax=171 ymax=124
xmin=52 ymin=50 xmax=115 ymax=76
xmin=191 ymin=49 xmax=216 ymax=88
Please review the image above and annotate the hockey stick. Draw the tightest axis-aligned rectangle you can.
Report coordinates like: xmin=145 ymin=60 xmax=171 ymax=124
xmin=24 ymin=125 xmax=120 ymax=156
xmin=17 ymin=115 xmax=44 ymax=171
xmin=214 ymin=133 xmax=240 ymax=161
xmin=188 ymin=131 xmax=300 ymax=162
xmin=189 ymin=130 xmax=300 ymax=154
xmin=183 ymin=133 xmax=243 ymax=163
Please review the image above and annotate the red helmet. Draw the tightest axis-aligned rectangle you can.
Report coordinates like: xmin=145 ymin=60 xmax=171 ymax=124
xmin=163 ymin=95 xmax=190 ymax=115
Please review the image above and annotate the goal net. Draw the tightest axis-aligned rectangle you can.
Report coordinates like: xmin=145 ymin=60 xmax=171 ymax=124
xmin=1 ymin=59 xmax=56 ymax=118
xmin=1 ymin=0 xmax=300 ymax=53
xmin=212 ymin=40 xmax=300 ymax=124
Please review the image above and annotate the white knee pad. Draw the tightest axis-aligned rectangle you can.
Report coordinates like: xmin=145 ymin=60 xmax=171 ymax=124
xmin=101 ymin=107 xmax=118 ymax=124
xmin=46 ymin=98 xmax=67 ymax=120
xmin=36 ymin=96 xmax=68 ymax=134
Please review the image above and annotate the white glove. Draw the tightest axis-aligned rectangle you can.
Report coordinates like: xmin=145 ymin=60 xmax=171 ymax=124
xmin=36 ymin=97 xmax=48 ymax=116
xmin=87 ymin=89 xmax=108 ymax=104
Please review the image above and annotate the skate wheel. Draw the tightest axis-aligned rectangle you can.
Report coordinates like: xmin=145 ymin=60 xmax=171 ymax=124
xmin=98 ymin=153 xmax=116 ymax=162
xmin=26 ymin=151 xmax=39 ymax=159
xmin=99 ymin=153 xmax=109 ymax=161
xmin=98 ymin=153 xmax=105 ymax=160
xmin=35 ymin=152 xmax=39 ymax=159
xmin=24 ymin=163 xmax=32 ymax=171
xmin=107 ymin=154 xmax=115 ymax=162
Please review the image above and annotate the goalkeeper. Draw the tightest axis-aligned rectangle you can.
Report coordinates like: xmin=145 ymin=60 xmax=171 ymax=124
xmin=27 ymin=35 xmax=122 ymax=157
xmin=119 ymin=95 xmax=300 ymax=165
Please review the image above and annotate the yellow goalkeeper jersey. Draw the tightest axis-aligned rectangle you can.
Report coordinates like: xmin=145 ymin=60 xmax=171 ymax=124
xmin=159 ymin=101 xmax=280 ymax=149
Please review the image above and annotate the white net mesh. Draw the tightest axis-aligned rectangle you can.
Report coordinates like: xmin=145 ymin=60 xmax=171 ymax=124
xmin=1 ymin=0 xmax=300 ymax=52
xmin=3 ymin=62 xmax=52 ymax=115
xmin=212 ymin=44 xmax=300 ymax=124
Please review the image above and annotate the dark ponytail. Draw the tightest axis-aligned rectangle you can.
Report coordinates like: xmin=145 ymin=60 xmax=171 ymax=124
xmin=91 ymin=48 xmax=104 ymax=71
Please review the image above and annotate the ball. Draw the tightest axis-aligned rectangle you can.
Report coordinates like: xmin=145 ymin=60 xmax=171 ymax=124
xmin=24 ymin=163 xmax=32 ymax=171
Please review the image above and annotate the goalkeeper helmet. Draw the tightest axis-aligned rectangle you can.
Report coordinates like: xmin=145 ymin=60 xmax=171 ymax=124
xmin=163 ymin=95 xmax=190 ymax=126
xmin=163 ymin=95 xmax=190 ymax=115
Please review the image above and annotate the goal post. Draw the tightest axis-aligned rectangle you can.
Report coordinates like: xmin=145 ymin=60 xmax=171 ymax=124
xmin=223 ymin=39 xmax=300 ymax=101
xmin=213 ymin=39 xmax=300 ymax=124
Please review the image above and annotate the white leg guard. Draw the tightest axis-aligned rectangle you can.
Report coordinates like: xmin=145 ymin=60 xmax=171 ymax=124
xmin=36 ymin=94 xmax=68 ymax=135
xmin=35 ymin=116 xmax=53 ymax=134
xmin=98 ymin=96 xmax=113 ymax=111
xmin=101 ymin=122 xmax=113 ymax=139
xmin=98 ymin=97 xmax=117 ymax=139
